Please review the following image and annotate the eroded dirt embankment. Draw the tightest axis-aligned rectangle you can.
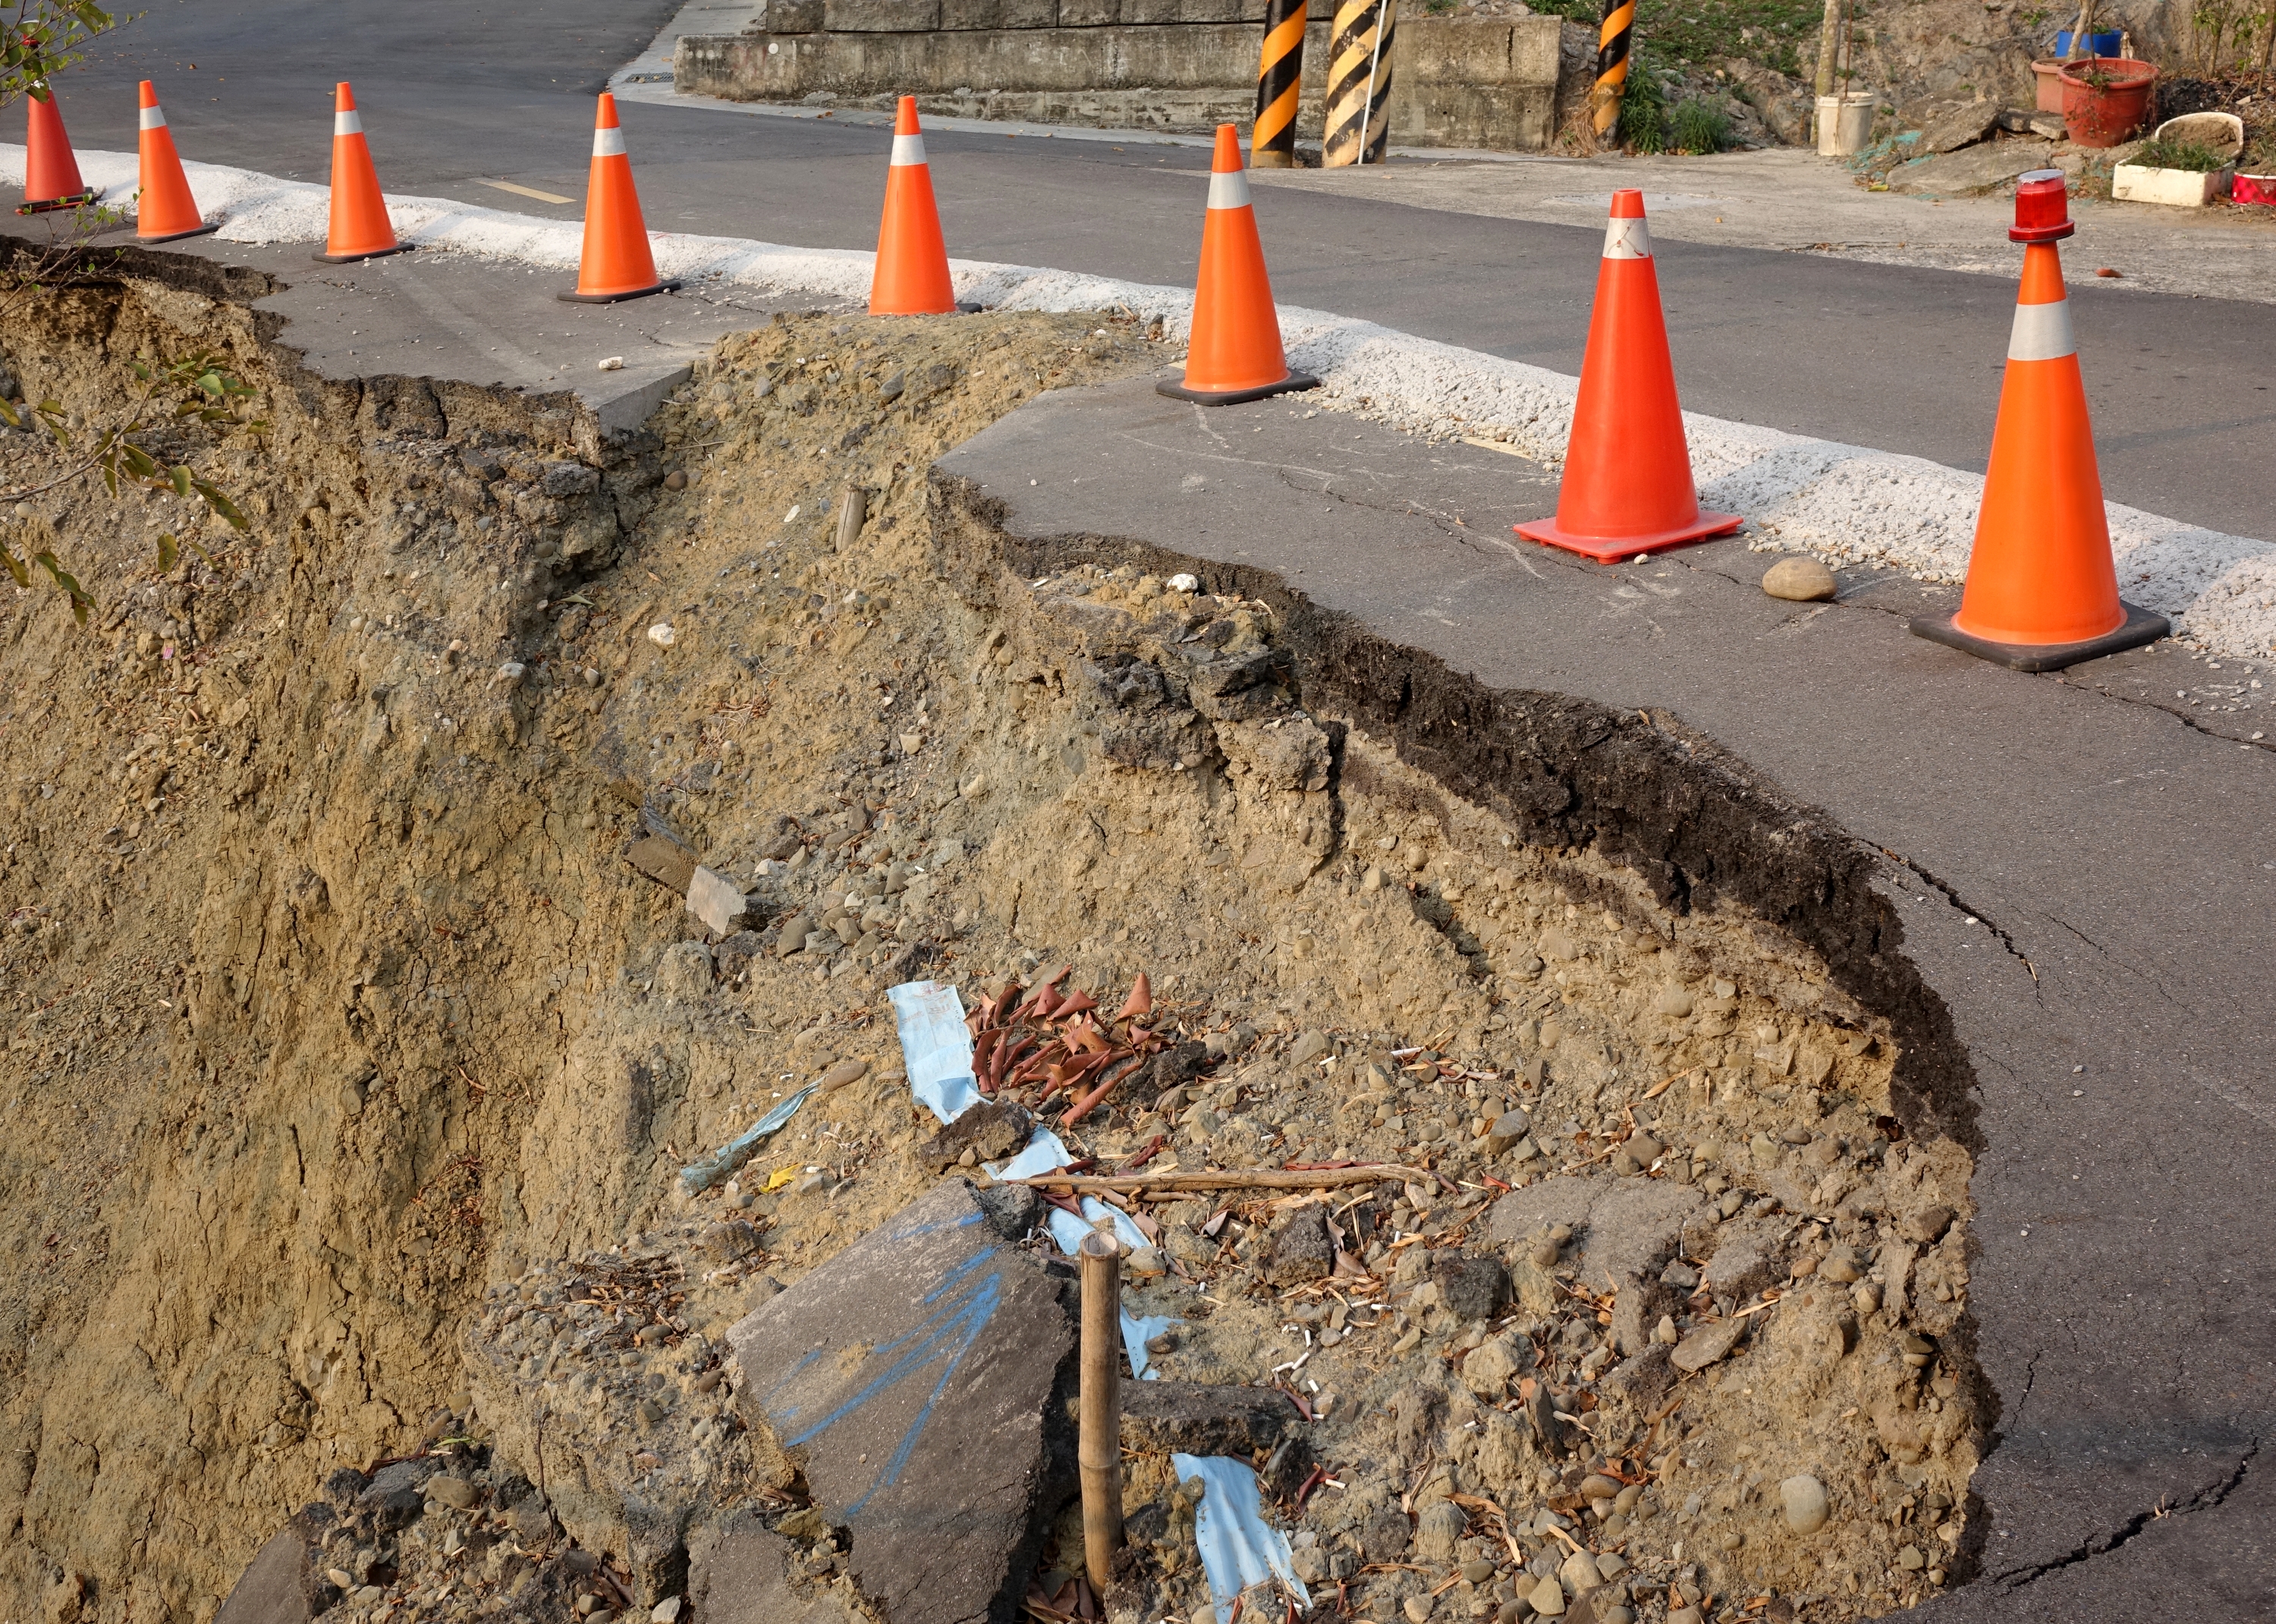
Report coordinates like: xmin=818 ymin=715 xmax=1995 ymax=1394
xmin=2 ymin=246 xmax=1982 ymax=1624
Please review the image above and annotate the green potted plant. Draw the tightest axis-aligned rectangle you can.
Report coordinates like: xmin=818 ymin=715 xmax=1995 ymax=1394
xmin=2114 ymin=112 xmax=2242 ymax=206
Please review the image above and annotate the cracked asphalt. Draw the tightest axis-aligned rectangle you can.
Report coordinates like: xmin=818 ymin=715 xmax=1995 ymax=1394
xmin=942 ymin=379 xmax=2276 ymax=1620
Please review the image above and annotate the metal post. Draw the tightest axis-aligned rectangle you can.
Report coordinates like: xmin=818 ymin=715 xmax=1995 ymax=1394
xmin=1251 ymin=0 xmax=1309 ymax=170
xmin=1078 ymin=1230 xmax=1124 ymax=1594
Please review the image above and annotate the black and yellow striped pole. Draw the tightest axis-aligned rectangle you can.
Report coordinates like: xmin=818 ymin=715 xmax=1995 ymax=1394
xmin=1251 ymin=0 xmax=1308 ymax=170
xmin=1593 ymin=0 xmax=1635 ymax=137
xmin=1323 ymin=0 xmax=1397 ymax=168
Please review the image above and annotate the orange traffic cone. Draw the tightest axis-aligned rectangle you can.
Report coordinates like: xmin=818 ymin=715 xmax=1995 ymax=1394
xmin=869 ymin=96 xmax=957 ymax=316
xmin=1158 ymin=124 xmax=1316 ymax=406
xmin=135 ymin=80 xmax=217 ymax=243
xmin=17 ymin=80 xmax=101 ymax=214
xmin=1912 ymin=172 xmax=2166 ymax=671
xmin=316 ymin=83 xmax=410 ymax=264
xmin=561 ymin=93 xmax=678 ymax=304
xmin=1516 ymin=190 xmax=1737 ymax=563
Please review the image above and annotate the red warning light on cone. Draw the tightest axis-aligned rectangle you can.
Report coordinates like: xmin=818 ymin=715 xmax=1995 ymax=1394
xmin=1910 ymin=171 xmax=2168 ymax=671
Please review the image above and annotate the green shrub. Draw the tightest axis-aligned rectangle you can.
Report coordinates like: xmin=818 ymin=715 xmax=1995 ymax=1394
xmin=2130 ymin=135 xmax=2226 ymax=171
xmin=1669 ymin=96 xmax=1733 ymax=153
xmin=1620 ymin=73 xmax=1669 ymax=152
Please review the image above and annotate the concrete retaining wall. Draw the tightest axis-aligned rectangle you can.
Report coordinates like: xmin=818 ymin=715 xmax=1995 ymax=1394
xmin=674 ymin=10 xmax=1568 ymax=150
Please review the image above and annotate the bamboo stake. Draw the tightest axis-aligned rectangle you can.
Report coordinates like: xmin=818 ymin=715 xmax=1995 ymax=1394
xmin=1077 ymin=1230 xmax=1124 ymax=1594
xmin=1015 ymin=1163 xmax=1438 ymax=1197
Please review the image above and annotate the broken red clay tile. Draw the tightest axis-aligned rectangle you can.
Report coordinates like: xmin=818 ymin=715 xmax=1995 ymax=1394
xmin=1118 ymin=1135 xmax=1166 ymax=1171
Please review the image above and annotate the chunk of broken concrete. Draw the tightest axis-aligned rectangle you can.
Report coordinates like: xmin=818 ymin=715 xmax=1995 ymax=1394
xmin=687 ymin=1507 xmax=868 ymax=1624
xmin=922 ymin=1098 xmax=1033 ymax=1173
xmin=1887 ymin=140 xmax=2054 ymax=196
xmin=687 ymin=865 xmax=754 ymax=935
xmin=1424 ymin=1249 xmax=1510 ymax=1322
xmin=714 ymin=930 xmax=768 ymax=980
xmin=214 ymin=1527 xmax=314 ymax=1624
xmin=1914 ymin=99 xmax=2001 ymax=154
xmin=627 ymin=830 xmax=698 ymax=894
xmin=1702 ymin=1211 xmax=1790 ymax=1304
xmin=1491 ymin=1173 xmax=1703 ymax=1353
xmin=1119 ymin=1381 xmax=1299 ymax=1459
xmin=728 ymin=1180 xmax=1077 ymax=1624
xmin=1266 ymin=1203 xmax=1335 ymax=1284
xmin=1671 ymin=1316 xmax=1748 ymax=1373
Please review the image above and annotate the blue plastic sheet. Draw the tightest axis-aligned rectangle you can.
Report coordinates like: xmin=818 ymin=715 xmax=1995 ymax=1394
xmin=888 ymin=979 xmax=982 ymax=1124
xmin=1045 ymin=1196 xmax=1148 ymax=1257
xmin=1041 ymin=1197 xmax=1177 ymax=1379
xmin=991 ymin=1129 xmax=1073 ymax=1182
xmin=1122 ymin=1307 xmax=1180 ymax=1380
xmin=677 ymin=1085 xmax=815 ymax=1193
xmin=1171 ymin=1454 xmax=1312 ymax=1623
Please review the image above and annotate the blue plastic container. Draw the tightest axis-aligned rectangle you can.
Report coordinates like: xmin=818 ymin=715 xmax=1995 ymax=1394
xmin=2055 ymin=29 xmax=2123 ymax=57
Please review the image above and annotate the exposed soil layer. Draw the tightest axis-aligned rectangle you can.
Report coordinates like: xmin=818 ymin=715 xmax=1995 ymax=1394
xmin=1 ymin=244 xmax=1981 ymax=1624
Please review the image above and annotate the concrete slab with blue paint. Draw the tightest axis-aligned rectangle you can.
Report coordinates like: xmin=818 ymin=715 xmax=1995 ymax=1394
xmin=725 ymin=1178 xmax=1077 ymax=1624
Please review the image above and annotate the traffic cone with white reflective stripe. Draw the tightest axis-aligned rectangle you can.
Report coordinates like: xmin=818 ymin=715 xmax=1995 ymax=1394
xmin=135 ymin=80 xmax=216 ymax=243
xmin=17 ymin=79 xmax=101 ymax=214
xmin=869 ymin=97 xmax=956 ymax=316
xmin=1911 ymin=171 xmax=2166 ymax=671
xmin=316 ymin=83 xmax=410 ymax=263
xmin=561 ymin=93 xmax=678 ymax=303
xmin=1515 ymin=188 xmax=1736 ymax=563
xmin=1157 ymin=124 xmax=1316 ymax=406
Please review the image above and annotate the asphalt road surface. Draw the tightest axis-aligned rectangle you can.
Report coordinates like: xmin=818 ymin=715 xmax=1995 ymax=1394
xmin=33 ymin=0 xmax=2276 ymax=541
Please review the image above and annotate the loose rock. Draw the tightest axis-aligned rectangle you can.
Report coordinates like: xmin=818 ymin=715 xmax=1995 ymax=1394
xmin=1762 ymin=557 xmax=1837 ymax=602
xmin=1782 ymin=1474 xmax=1830 ymax=1534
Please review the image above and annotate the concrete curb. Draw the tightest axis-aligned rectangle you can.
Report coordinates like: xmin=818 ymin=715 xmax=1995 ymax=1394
xmin=4 ymin=137 xmax=2269 ymax=659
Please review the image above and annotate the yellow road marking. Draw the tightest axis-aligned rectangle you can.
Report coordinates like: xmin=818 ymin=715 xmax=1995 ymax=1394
xmin=479 ymin=179 xmax=574 ymax=206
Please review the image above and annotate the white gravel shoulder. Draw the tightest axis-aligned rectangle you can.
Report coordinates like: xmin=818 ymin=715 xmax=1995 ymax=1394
xmin=8 ymin=140 xmax=2271 ymax=658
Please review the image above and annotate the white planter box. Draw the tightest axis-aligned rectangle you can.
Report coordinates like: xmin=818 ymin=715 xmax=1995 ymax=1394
xmin=2113 ymin=162 xmax=2234 ymax=206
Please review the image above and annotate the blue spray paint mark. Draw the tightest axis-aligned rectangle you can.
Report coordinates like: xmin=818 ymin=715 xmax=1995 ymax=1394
xmin=764 ymin=1347 xmax=825 ymax=1419
xmin=769 ymin=1253 xmax=1007 ymax=1517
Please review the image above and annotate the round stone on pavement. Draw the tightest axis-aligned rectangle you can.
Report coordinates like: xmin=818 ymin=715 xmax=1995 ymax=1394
xmin=1762 ymin=556 xmax=1837 ymax=602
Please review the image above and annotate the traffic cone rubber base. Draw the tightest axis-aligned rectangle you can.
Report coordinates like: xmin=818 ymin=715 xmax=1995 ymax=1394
xmin=1514 ymin=507 xmax=1741 ymax=565
xmin=1156 ymin=369 xmax=1319 ymax=407
xmin=1910 ymin=599 xmax=2167 ymax=673
xmin=316 ymin=241 xmax=414 ymax=265
xmin=557 ymin=278 xmax=682 ymax=306
xmin=138 ymin=219 xmax=221 ymax=244
xmin=17 ymin=187 xmax=102 ymax=216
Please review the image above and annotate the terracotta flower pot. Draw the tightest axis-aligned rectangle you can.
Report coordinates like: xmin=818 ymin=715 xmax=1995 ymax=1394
xmin=2031 ymin=60 xmax=2068 ymax=113
xmin=2060 ymin=58 xmax=2158 ymax=148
